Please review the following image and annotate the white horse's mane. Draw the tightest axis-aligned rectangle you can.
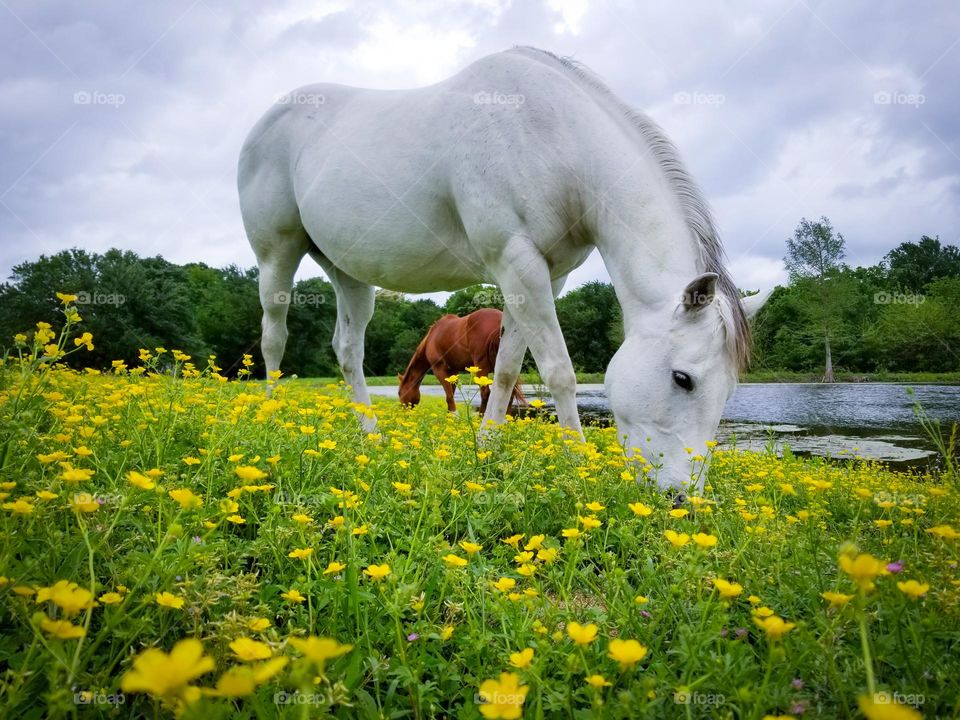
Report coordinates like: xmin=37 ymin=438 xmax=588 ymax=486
xmin=510 ymin=46 xmax=751 ymax=370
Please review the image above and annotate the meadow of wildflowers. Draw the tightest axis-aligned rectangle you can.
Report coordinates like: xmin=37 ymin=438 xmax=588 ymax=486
xmin=0 ymin=297 xmax=957 ymax=719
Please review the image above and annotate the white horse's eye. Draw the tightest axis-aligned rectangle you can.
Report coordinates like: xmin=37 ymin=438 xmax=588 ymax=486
xmin=672 ymin=370 xmax=694 ymax=392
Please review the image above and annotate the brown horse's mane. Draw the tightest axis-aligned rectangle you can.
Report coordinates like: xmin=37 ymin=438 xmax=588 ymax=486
xmin=398 ymin=316 xmax=447 ymax=392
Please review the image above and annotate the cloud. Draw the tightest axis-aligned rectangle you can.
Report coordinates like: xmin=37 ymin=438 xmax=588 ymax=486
xmin=0 ymin=0 xmax=957 ymax=304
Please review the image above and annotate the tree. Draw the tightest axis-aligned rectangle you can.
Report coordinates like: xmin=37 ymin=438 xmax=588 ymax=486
xmin=885 ymin=236 xmax=960 ymax=293
xmin=443 ymin=285 xmax=503 ymax=315
xmin=555 ymin=282 xmax=622 ymax=373
xmin=784 ymin=217 xmax=848 ymax=382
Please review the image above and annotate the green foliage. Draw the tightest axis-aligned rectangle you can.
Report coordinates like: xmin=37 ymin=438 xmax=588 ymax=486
xmin=885 ymin=236 xmax=960 ymax=293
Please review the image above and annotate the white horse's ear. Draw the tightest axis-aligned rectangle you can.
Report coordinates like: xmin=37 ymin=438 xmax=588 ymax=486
xmin=681 ymin=273 xmax=718 ymax=311
xmin=741 ymin=288 xmax=773 ymax=320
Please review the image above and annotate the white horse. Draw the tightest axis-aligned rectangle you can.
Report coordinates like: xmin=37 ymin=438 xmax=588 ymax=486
xmin=238 ymin=47 xmax=769 ymax=495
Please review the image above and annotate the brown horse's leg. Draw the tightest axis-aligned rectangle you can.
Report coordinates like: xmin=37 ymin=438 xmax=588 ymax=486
xmin=434 ymin=365 xmax=457 ymax=412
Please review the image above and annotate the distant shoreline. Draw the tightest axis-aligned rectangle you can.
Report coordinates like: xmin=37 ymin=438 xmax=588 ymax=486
xmin=302 ymin=371 xmax=960 ymax=387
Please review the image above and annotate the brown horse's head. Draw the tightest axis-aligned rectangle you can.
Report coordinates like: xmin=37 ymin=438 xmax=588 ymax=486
xmin=398 ymin=372 xmax=421 ymax=407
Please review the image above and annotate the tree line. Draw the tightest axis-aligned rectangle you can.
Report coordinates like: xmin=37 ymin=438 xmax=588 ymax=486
xmin=0 ymin=225 xmax=957 ymax=378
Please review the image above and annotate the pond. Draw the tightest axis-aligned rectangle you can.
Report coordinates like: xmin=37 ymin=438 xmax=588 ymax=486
xmin=368 ymin=383 xmax=960 ymax=470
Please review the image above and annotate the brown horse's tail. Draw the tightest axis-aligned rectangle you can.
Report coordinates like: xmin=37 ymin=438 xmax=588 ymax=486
xmin=486 ymin=330 xmax=527 ymax=408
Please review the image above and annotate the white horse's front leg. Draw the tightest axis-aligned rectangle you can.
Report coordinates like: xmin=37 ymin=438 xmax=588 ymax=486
xmin=494 ymin=241 xmax=583 ymax=439
xmin=481 ymin=308 xmax=526 ymax=429
xmin=328 ymin=269 xmax=377 ymax=433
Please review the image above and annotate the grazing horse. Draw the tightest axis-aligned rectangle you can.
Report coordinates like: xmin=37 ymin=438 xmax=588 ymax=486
xmin=398 ymin=308 xmax=526 ymax=413
xmin=239 ymin=46 xmax=770 ymax=495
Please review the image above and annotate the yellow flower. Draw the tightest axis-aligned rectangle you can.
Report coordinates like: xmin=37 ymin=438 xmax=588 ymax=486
xmin=460 ymin=541 xmax=483 ymax=555
xmin=628 ymin=502 xmax=653 ymax=517
xmin=323 ymin=561 xmax=346 ymax=575
xmin=926 ymin=525 xmax=958 ymax=540
xmin=234 ymin=465 xmax=267 ymax=482
xmin=668 ymin=508 xmax=689 ymax=519
xmin=209 ymin=657 xmax=288 ymax=697
xmin=579 ymin=515 xmax=602 ymax=530
xmin=536 ymin=547 xmax=558 ymax=564
xmin=40 ymin=617 xmax=86 ymax=639
xmin=691 ymin=532 xmax=718 ymax=548
xmin=585 ymin=502 xmax=605 ymax=512
xmin=896 ymin=580 xmax=929 ymax=599
xmin=566 ymin=621 xmax=598 ymax=645
xmin=168 ymin=488 xmax=203 ymax=509
xmin=524 ymin=535 xmax=545 ymax=551
xmin=441 ymin=625 xmax=455 ymax=641
xmin=68 ymin=492 xmax=99 ymax=513
xmin=288 ymin=636 xmax=353 ymax=666
xmin=352 ymin=524 xmax=369 ymax=536
xmin=226 ymin=514 xmax=246 ymax=524
xmin=509 ymin=647 xmax=534 ymax=669
xmin=155 ymin=592 xmax=185 ymax=609
xmin=477 ymin=672 xmax=528 ymax=719
xmin=838 ymin=552 xmax=888 ymax=592
xmin=492 ymin=577 xmax=517 ymax=593
xmin=127 ymin=471 xmax=156 ymax=490
xmin=230 ymin=637 xmax=273 ymax=661
xmin=607 ymin=638 xmax=648 ymax=670
xmin=393 ymin=481 xmax=412 ymax=494
xmin=821 ymin=591 xmax=854 ymax=607
xmin=713 ymin=579 xmax=743 ymax=599
xmin=442 ymin=554 xmax=468 ymax=568
xmin=585 ymin=674 xmax=612 ymax=688
xmin=474 ymin=375 xmax=493 ymax=387
xmin=56 ymin=292 xmax=78 ymax=304
xmin=444 ymin=375 xmax=460 ymax=385
xmin=502 ymin=534 xmax=524 ymax=547
xmin=35 ymin=580 xmax=94 ymax=615
xmin=664 ymin=530 xmax=690 ymax=548
xmin=35 ymin=490 xmax=58 ymax=501
xmin=363 ymin=563 xmax=392 ymax=582
xmin=753 ymin=615 xmax=796 ymax=640
xmin=562 ymin=528 xmax=582 ymax=539
xmin=120 ymin=639 xmax=214 ymax=699
xmin=3 ymin=499 xmax=35 ymax=514
xmin=288 ymin=548 xmax=314 ymax=560
xmin=292 ymin=513 xmax=313 ymax=524
xmin=280 ymin=589 xmax=306 ymax=603
xmin=247 ymin=618 xmax=271 ymax=632
xmin=59 ymin=464 xmax=94 ymax=483
xmin=857 ymin=694 xmax=922 ymax=720
xmin=99 ymin=591 xmax=123 ymax=604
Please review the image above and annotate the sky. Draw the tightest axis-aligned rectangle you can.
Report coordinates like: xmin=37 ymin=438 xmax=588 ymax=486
xmin=1 ymin=0 xmax=958 ymax=300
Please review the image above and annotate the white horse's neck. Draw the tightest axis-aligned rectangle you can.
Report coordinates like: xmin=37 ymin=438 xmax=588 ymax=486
xmin=591 ymin=170 xmax=703 ymax=337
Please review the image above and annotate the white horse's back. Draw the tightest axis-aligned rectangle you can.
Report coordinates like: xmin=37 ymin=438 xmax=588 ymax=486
xmin=239 ymin=48 xmax=626 ymax=292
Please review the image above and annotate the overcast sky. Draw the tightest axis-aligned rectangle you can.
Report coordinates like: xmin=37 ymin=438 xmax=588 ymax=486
xmin=1 ymin=0 xmax=958 ymax=299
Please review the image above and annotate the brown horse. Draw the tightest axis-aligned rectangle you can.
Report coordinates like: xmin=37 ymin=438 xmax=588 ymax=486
xmin=398 ymin=308 xmax=526 ymax=413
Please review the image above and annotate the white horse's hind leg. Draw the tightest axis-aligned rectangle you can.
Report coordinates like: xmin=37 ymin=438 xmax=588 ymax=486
xmin=493 ymin=240 xmax=583 ymax=439
xmin=255 ymin=240 xmax=307 ymax=385
xmin=327 ymin=267 xmax=377 ymax=433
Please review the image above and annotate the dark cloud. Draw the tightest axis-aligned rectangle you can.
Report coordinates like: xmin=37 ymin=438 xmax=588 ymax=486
xmin=1 ymin=0 xmax=958 ymax=294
